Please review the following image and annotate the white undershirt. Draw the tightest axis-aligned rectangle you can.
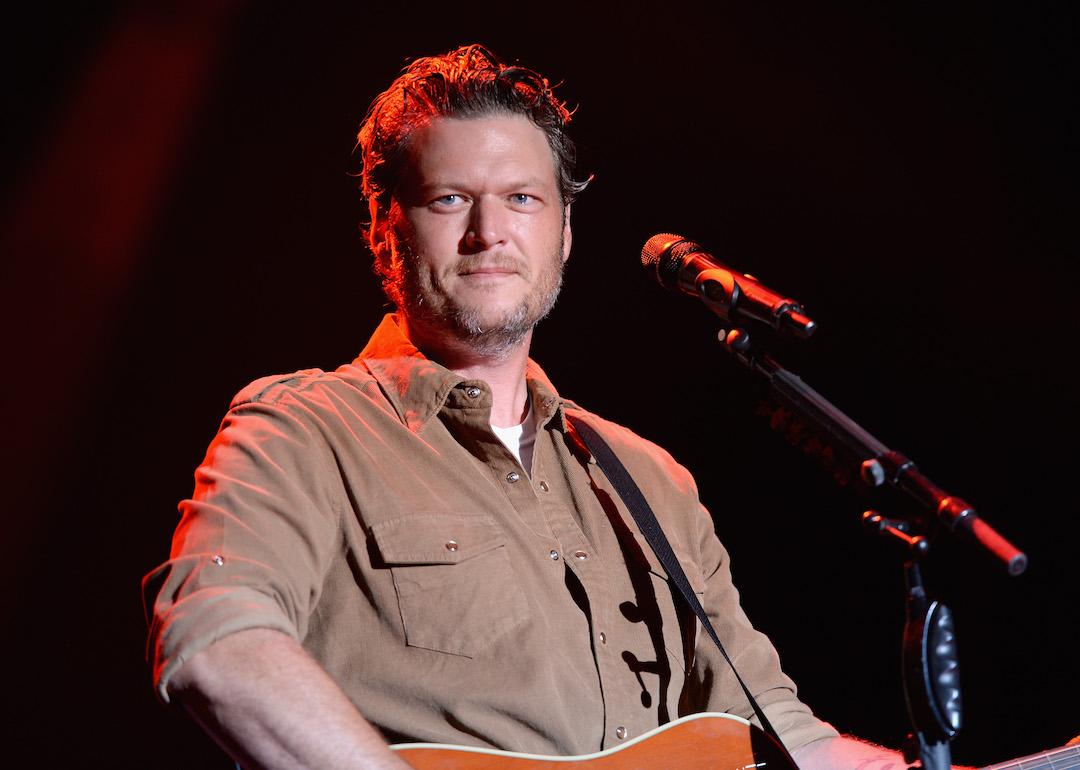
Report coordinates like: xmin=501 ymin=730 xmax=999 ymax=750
xmin=491 ymin=400 xmax=537 ymax=475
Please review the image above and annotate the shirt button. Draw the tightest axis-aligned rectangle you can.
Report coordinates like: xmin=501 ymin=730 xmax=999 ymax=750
xmin=549 ymin=549 xmax=560 ymax=560
xmin=506 ymin=471 xmax=521 ymax=483
xmin=538 ymin=480 xmax=550 ymax=492
xmin=465 ymin=386 xmax=482 ymax=398
xmin=599 ymin=632 xmax=607 ymax=645
xmin=444 ymin=540 xmax=459 ymax=552
xmin=615 ymin=726 xmax=627 ymax=740
xmin=573 ymin=550 xmax=588 ymax=560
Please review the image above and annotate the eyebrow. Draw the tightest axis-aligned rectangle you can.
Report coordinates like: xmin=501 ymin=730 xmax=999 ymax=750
xmin=417 ymin=177 xmax=551 ymax=192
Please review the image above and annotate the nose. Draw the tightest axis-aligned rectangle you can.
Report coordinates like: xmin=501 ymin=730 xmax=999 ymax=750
xmin=463 ymin=195 xmax=507 ymax=253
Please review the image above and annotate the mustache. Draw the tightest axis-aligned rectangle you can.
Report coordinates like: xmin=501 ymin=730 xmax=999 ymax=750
xmin=454 ymin=253 xmax=525 ymax=275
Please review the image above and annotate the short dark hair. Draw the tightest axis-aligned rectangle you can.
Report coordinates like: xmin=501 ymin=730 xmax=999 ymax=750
xmin=356 ymin=44 xmax=589 ymax=299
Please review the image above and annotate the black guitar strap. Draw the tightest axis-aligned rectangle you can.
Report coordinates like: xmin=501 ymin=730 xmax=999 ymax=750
xmin=569 ymin=415 xmax=796 ymax=763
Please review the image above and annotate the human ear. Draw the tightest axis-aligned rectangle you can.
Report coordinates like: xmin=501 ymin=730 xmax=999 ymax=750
xmin=561 ymin=204 xmax=572 ymax=263
xmin=368 ymin=202 xmax=390 ymax=264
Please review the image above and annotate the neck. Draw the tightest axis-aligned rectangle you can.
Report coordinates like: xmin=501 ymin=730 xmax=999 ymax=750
xmin=399 ymin=314 xmax=532 ymax=428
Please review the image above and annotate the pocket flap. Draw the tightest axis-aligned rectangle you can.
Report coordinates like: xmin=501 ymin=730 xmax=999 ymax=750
xmin=370 ymin=514 xmax=505 ymax=565
xmin=632 ymin=533 xmax=706 ymax=594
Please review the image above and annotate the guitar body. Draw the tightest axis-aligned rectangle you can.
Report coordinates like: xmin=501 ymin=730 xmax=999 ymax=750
xmin=392 ymin=712 xmax=797 ymax=769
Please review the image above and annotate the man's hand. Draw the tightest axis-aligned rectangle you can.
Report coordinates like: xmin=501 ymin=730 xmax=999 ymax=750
xmin=169 ymin=628 xmax=412 ymax=770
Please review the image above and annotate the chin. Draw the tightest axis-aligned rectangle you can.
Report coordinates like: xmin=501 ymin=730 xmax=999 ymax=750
xmin=470 ymin=304 xmax=525 ymax=327
xmin=455 ymin=308 xmax=529 ymax=337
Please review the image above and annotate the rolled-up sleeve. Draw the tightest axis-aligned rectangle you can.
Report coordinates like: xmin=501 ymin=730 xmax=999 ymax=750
xmin=688 ymin=501 xmax=839 ymax=752
xmin=143 ymin=385 xmax=344 ymax=703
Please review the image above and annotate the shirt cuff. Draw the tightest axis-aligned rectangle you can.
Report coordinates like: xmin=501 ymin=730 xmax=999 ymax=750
xmin=149 ymin=585 xmax=298 ymax=704
xmin=755 ymin=689 xmax=841 ymax=754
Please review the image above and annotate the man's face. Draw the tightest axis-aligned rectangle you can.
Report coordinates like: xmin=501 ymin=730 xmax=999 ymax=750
xmin=380 ymin=114 xmax=572 ymax=354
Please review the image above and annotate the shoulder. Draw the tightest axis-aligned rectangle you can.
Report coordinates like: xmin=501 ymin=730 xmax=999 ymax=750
xmin=229 ymin=369 xmax=327 ymax=408
xmin=562 ymin=402 xmax=698 ymax=500
xmin=228 ymin=364 xmax=381 ymax=411
xmin=208 ymin=366 xmax=390 ymax=469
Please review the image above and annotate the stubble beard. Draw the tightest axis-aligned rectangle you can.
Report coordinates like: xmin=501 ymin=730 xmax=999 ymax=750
xmin=396 ymin=238 xmax=565 ymax=359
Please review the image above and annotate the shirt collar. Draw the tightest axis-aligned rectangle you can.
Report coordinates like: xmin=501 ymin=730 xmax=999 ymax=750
xmin=356 ymin=314 xmax=568 ymax=434
xmin=525 ymin=358 xmax=568 ymax=433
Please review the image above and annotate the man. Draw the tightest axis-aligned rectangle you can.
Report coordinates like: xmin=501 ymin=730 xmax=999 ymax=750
xmin=145 ymin=45 xmax=958 ymax=769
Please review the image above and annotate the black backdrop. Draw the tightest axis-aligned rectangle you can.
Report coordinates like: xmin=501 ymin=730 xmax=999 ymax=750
xmin=3 ymin=4 xmax=1077 ymax=767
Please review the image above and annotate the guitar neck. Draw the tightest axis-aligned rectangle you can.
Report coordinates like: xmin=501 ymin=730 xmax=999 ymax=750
xmin=982 ymin=744 xmax=1080 ymax=770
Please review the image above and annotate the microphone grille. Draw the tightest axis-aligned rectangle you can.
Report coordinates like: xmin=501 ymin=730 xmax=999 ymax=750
xmin=640 ymin=233 xmax=685 ymax=269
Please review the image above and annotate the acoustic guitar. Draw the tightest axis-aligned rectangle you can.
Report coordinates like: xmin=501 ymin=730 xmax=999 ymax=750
xmin=392 ymin=711 xmax=1079 ymax=769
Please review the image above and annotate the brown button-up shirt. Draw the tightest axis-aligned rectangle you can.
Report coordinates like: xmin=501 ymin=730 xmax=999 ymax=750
xmin=144 ymin=315 xmax=836 ymax=755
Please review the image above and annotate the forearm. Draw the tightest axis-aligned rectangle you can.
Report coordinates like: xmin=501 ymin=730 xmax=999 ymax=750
xmin=168 ymin=628 xmax=411 ymax=770
xmin=793 ymin=735 xmax=975 ymax=770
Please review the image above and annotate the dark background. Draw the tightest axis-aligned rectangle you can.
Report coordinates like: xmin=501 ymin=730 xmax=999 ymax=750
xmin=3 ymin=3 xmax=1076 ymax=766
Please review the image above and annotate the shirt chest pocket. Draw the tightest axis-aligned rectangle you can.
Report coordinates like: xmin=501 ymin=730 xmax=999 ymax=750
xmin=632 ymin=533 xmax=705 ymax=674
xmin=370 ymin=514 xmax=530 ymax=659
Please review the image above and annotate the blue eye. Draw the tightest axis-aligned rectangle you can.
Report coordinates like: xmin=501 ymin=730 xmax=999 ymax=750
xmin=434 ymin=194 xmax=462 ymax=206
xmin=510 ymin=194 xmax=534 ymax=205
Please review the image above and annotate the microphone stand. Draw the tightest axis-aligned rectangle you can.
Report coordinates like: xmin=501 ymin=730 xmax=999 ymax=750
xmin=715 ymin=326 xmax=1026 ymax=770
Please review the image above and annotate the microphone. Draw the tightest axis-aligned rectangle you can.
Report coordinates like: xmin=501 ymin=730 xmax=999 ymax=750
xmin=641 ymin=233 xmax=816 ymax=338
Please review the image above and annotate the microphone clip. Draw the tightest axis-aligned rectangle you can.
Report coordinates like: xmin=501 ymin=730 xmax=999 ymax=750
xmin=697 ymin=267 xmax=816 ymax=339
